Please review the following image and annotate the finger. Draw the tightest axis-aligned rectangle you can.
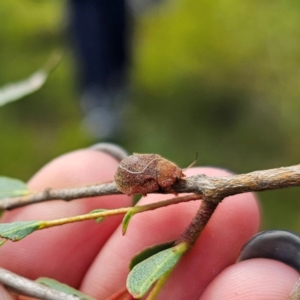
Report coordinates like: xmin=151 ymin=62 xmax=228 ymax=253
xmin=0 ymin=148 xmax=131 ymax=287
xmin=200 ymin=258 xmax=299 ymax=300
xmin=206 ymin=229 xmax=300 ymax=300
xmin=80 ymin=167 xmax=260 ymax=299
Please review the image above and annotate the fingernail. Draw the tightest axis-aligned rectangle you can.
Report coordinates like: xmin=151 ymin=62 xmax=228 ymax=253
xmin=237 ymin=230 xmax=300 ymax=273
xmin=89 ymin=143 xmax=128 ymax=162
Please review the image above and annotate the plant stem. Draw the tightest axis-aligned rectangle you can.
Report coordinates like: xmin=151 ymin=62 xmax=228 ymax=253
xmin=0 ymin=182 xmax=120 ymax=210
xmin=2 ymin=164 xmax=300 ymax=210
xmin=39 ymin=207 xmax=130 ymax=229
xmin=174 ymin=164 xmax=300 ymax=204
xmin=0 ymin=267 xmax=79 ymax=300
xmin=174 ymin=200 xmax=219 ymax=247
xmin=137 ymin=193 xmax=201 ymax=213
xmin=38 ymin=194 xmax=201 ymax=230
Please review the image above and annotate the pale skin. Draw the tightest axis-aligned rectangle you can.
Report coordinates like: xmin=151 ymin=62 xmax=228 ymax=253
xmin=0 ymin=149 xmax=298 ymax=299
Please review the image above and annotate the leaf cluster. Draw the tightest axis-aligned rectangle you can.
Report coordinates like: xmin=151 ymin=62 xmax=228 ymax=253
xmin=0 ymin=177 xmax=201 ymax=299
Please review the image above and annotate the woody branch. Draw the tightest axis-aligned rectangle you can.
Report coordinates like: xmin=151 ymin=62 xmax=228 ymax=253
xmin=0 ymin=267 xmax=79 ymax=300
xmin=1 ymin=164 xmax=299 ymax=210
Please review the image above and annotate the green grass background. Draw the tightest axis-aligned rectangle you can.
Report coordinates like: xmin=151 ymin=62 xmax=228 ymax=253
xmin=1 ymin=0 xmax=300 ymax=231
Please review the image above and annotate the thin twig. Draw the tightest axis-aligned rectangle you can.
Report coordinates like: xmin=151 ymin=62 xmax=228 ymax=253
xmin=173 ymin=163 xmax=300 ymax=203
xmin=174 ymin=200 xmax=219 ymax=247
xmin=1 ymin=182 xmax=120 ymax=210
xmin=0 ymin=267 xmax=79 ymax=300
xmin=2 ymin=164 xmax=300 ymax=210
xmin=136 ymin=193 xmax=201 ymax=213
xmin=39 ymin=194 xmax=201 ymax=230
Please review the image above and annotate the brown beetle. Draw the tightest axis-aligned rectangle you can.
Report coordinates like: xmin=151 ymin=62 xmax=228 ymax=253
xmin=114 ymin=153 xmax=185 ymax=195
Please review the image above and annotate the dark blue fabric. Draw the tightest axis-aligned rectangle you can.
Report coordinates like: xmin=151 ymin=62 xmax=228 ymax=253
xmin=68 ymin=0 xmax=128 ymax=91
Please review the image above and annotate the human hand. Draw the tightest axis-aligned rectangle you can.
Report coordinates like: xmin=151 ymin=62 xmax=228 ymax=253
xmin=0 ymin=146 xmax=298 ymax=299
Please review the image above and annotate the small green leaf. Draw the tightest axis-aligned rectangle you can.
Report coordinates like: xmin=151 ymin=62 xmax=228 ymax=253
xmin=129 ymin=241 xmax=175 ymax=270
xmin=127 ymin=244 xmax=186 ymax=298
xmin=122 ymin=210 xmax=135 ymax=235
xmin=89 ymin=209 xmax=107 ymax=223
xmin=36 ymin=277 xmax=96 ymax=300
xmin=0 ymin=220 xmax=40 ymax=241
xmin=0 ymin=176 xmax=30 ymax=199
xmin=0 ymin=51 xmax=62 ymax=107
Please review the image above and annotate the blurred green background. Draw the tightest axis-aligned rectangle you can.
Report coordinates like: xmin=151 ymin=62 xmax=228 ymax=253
xmin=1 ymin=0 xmax=300 ymax=231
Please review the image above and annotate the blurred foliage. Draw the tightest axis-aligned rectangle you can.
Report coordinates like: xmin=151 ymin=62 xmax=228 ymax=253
xmin=1 ymin=0 xmax=300 ymax=231
xmin=0 ymin=0 xmax=88 ymax=180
